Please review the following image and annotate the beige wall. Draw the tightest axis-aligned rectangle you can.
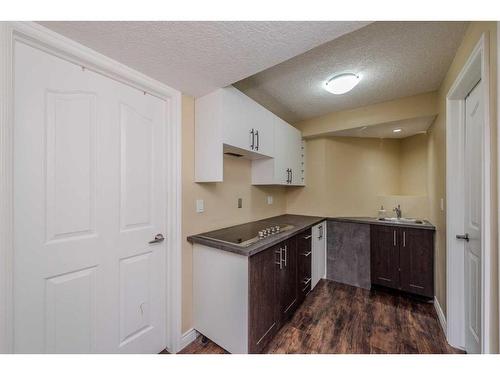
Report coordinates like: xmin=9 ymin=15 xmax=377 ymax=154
xmin=400 ymin=134 xmax=428 ymax=196
xmin=427 ymin=21 xmax=498 ymax=351
xmin=181 ymin=95 xmax=287 ymax=332
xmin=287 ymin=137 xmax=399 ymax=217
xmin=286 ymin=135 xmax=429 ymax=219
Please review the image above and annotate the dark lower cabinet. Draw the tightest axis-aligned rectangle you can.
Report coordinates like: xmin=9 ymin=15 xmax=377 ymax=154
xmin=399 ymin=227 xmax=434 ymax=298
xmin=276 ymin=236 xmax=298 ymax=325
xmin=248 ymin=244 xmax=279 ymax=353
xmin=370 ymin=225 xmax=434 ymax=299
xmin=370 ymin=225 xmax=399 ymax=289
xmin=248 ymin=231 xmax=311 ymax=353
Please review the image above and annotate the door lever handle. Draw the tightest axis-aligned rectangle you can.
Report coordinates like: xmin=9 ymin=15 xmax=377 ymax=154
xmin=149 ymin=233 xmax=165 ymax=244
xmin=456 ymin=233 xmax=470 ymax=242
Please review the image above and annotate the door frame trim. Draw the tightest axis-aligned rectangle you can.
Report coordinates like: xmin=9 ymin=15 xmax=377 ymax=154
xmin=0 ymin=21 xmax=183 ymax=353
xmin=446 ymin=32 xmax=492 ymax=353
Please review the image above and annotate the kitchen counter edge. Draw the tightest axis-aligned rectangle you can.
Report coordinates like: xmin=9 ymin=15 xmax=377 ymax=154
xmin=328 ymin=217 xmax=436 ymax=230
xmin=187 ymin=214 xmax=326 ymax=257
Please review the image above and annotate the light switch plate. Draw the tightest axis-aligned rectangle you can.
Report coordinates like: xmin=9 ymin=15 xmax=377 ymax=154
xmin=196 ymin=199 xmax=204 ymax=213
xmin=267 ymin=196 xmax=273 ymax=205
xmin=238 ymin=198 xmax=242 ymax=208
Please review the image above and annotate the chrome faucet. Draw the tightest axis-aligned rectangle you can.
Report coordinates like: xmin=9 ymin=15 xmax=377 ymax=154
xmin=393 ymin=205 xmax=402 ymax=219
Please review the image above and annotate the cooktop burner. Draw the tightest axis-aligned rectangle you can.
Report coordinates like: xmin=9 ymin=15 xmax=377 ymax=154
xmin=197 ymin=221 xmax=295 ymax=247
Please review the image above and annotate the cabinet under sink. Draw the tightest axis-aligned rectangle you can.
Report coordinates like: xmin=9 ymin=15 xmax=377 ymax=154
xmin=370 ymin=225 xmax=434 ymax=298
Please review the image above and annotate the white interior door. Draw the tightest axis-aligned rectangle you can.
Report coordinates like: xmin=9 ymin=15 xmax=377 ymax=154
xmin=14 ymin=42 xmax=167 ymax=353
xmin=463 ymin=80 xmax=483 ymax=354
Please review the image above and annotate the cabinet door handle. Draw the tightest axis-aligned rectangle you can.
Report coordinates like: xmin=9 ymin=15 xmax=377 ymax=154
xmin=290 ymin=169 xmax=293 ymax=184
xmin=301 ymin=251 xmax=312 ymax=257
xmin=255 ymin=130 xmax=259 ymax=151
xmin=403 ymin=231 xmax=406 ymax=247
xmin=303 ymin=234 xmax=312 ymax=240
xmin=393 ymin=230 xmax=396 ymax=246
xmin=250 ymin=128 xmax=254 ymax=150
xmin=284 ymin=245 xmax=287 ymax=267
xmin=275 ymin=249 xmax=283 ymax=269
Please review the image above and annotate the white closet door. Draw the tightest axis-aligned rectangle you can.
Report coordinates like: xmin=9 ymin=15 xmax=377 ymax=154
xmin=14 ymin=42 xmax=167 ymax=353
xmin=464 ymin=81 xmax=483 ymax=354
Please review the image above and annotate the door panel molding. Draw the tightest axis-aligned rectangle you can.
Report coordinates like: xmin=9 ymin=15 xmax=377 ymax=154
xmin=0 ymin=21 xmax=182 ymax=353
xmin=45 ymin=91 xmax=97 ymax=243
xmin=446 ymin=32 xmax=492 ymax=353
xmin=45 ymin=266 xmax=98 ymax=353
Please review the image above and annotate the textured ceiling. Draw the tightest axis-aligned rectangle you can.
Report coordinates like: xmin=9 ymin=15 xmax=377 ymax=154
xmin=331 ymin=116 xmax=436 ymax=139
xmin=38 ymin=21 xmax=371 ymax=97
xmin=235 ymin=21 xmax=469 ymax=123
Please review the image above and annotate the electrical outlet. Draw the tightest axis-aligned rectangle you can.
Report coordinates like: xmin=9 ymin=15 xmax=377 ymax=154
xmin=238 ymin=198 xmax=242 ymax=208
xmin=196 ymin=199 xmax=204 ymax=213
xmin=267 ymin=196 xmax=273 ymax=205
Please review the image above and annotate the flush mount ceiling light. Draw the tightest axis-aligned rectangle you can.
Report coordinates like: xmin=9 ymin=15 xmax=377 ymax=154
xmin=324 ymin=73 xmax=361 ymax=94
xmin=393 ymin=128 xmax=402 ymax=133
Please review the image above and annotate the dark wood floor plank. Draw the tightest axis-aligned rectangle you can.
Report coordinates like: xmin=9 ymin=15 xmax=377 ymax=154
xmin=178 ymin=279 xmax=464 ymax=355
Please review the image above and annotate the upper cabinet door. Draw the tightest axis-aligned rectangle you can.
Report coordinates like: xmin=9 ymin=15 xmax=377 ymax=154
xmin=289 ymin=127 xmax=303 ymax=186
xmin=273 ymin=117 xmax=291 ymax=185
xmin=251 ymin=105 xmax=274 ymax=157
xmin=220 ymin=87 xmax=274 ymax=157
xmin=220 ymin=87 xmax=255 ymax=152
xmin=252 ymin=116 xmax=305 ymax=186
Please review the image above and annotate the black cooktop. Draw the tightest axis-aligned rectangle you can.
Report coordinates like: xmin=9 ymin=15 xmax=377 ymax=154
xmin=196 ymin=219 xmax=294 ymax=247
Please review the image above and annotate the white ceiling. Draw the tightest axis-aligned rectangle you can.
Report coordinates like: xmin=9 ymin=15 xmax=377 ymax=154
xmin=235 ymin=21 xmax=469 ymax=123
xmin=38 ymin=21 xmax=371 ymax=97
xmin=330 ymin=116 xmax=436 ymax=139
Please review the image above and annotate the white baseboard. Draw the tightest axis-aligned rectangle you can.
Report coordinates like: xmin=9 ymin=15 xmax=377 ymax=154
xmin=179 ymin=328 xmax=199 ymax=352
xmin=434 ymin=296 xmax=447 ymax=336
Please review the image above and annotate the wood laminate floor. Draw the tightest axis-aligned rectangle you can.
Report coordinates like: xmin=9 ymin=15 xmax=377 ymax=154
xmin=179 ymin=279 xmax=463 ymax=354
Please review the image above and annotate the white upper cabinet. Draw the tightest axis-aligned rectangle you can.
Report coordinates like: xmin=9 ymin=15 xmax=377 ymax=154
xmin=195 ymin=86 xmax=274 ymax=182
xmin=251 ymin=117 xmax=305 ymax=186
xmin=195 ymin=85 xmax=305 ymax=185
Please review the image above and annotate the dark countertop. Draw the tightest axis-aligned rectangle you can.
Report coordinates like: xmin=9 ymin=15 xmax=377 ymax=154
xmin=328 ymin=217 xmax=435 ymax=230
xmin=187 ymin=214 xmax=435 ymax=257
xmin=187 ymin=214 xmax=326 ymax=256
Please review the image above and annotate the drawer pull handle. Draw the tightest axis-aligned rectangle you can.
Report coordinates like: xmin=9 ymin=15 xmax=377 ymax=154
xmin=303 ymin=235 xmax=312 ymax=240
xmin=301 ymin=251 xmax=312 ymax=257
xmin=302 ymin=277 xmax=311 ymax=285
xmin=302 ymin=281 xmax=311 ymax=292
